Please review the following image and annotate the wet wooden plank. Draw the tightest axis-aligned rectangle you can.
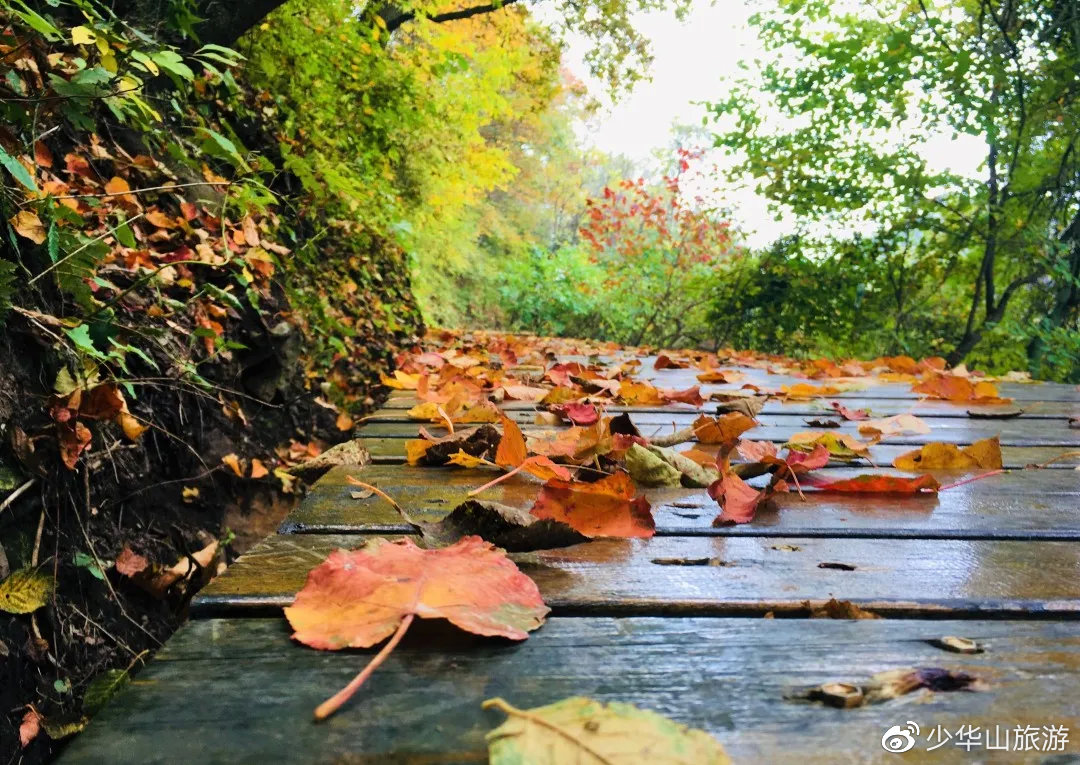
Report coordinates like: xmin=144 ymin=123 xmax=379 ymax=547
xmin=285 ymin=465 xmax=1080 ymax=540
xmin=359 ymin=437 xmax=1080 ymax=467
xmin=59 ymin=617 xmax=1080 ymax=764
xmin=192 ymin=533 xmax=1080 ymax=617
xmin=381 ymin=392 xmax=1079 ymax=418
xmin=357 ymin=418 xmax=1080 ymax=446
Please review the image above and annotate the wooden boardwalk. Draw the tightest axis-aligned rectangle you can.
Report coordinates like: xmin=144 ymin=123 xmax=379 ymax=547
xmin=61 ymin=351 xmax=1080 ymax=763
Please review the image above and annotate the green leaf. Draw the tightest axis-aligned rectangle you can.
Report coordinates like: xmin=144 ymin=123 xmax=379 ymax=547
xmin=73 ymin=552 xmax=106 ymax=580
xmin=9 ymin=0 xmax=62 ymax=41
xmin=47 ymin=221 xmax=59 ymax=262
xmin=0 ymin=144 xmax=37 ymax=192
xmin=83 ymin=669 xmax=130 ymax=715
xmin=115 ymin=219 xmax=136 ymax=249
xmin=150 ymin=50 xmax=195 ymax=81
xmin=64 ymin=324 xmax=100 ymax=357
xmin=195 ymin=128 xmax=248 ymax=170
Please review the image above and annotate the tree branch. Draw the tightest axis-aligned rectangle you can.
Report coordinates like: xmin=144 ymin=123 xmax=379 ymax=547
xmin=385 ymin=0 xmax=523 ymax=33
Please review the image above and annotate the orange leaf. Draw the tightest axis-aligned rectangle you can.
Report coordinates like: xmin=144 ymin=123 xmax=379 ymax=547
xmin=912 ymin=374 xmax=1010 ymax=404
xmin=662 ymin=385 xmax=705 ymax=406
xmin=696 ymin=370 xmax=729 ymax=383
xmin=693 ymin=413 xmax=757 ymax=444
xmin=530 ymin=471 xmax=654 ymax=538
xmin=336 ymin=412 xmax=355 ymax=432
xmin=285 ymin=537 xmax=548 ymax=719
xmin=893 ymin=437 xmax=1002 ymax=471
xmin=115 ymin=546 xmax=149 ymax=577
xmin=495 ymin=414 xmax=527 ymax=469
xmin=221 ymin=453 xmax=244 ymax=476
xmin=617 ymin=380 xmax=666 ymax=405
xmin=144 ymin=210 xmax=176 ymax=229
xmin=34 ymin=141 xmax=53 ymax=168
xmin=709 ymin=472 xmax=768 ymax=525
xmin=808 ymin=474 xmax=940 ymax=494
xmin=20 ymin=707 xmax=41 ymax=748
xmin=250 ymin=458 xmax=269 ymax=479
xmin=654 ymin=354 xmax=689 ymax=369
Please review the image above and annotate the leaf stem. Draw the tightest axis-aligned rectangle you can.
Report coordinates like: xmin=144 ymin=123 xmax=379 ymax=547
xmin=1032 ymin=450 xmax=1080 ymax=469
xmin=313 ymin=612 xmax=415 ymax=722
xmin=345 ymin=476 xmax=405 ymax=516
xmin=481 ymin=697 xmax=616 ymax=764
xmin=938 ymin=469 xmax=1006 ymax=491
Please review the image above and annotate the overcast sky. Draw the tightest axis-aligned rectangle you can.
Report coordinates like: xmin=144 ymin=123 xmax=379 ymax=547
xmin=547 ymin=0 xmax=987 ymax=247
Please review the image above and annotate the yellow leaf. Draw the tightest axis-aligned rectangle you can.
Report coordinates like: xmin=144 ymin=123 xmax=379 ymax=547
xmin=221 ymin=453 xmax=244 ymax=476
xmin=117 ymin=411 xmax=148 ymax=441
xmin=71 ymin=26 xmax=97 ymax=45
xmin=10 ymin=211 xmax=46 ymax=244
xmin=407 ymin=402 xmax=443 ymax=421
xmin=405 ymin=439 xmax=433 ymax=465
xmin=447 ymin=449 xmax=487 ymax=468
xmin=0 ymin=569 xmax=54 ymax=614
xmin=484 ymin=696 xmax=730 ymax=764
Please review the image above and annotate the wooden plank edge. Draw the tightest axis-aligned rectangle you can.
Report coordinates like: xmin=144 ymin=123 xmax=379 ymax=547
xmin=189 ymin=594 xmax=1080 ymax=620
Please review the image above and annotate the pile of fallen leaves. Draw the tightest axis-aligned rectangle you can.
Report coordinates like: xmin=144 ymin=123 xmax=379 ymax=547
xmin=279 ymin=329 xmax=1023 ymax=750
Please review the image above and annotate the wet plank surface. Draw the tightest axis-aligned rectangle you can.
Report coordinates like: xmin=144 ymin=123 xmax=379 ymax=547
xmin=355 ymin=418 xmax=1080 ymax=446
xmin=284 ymin=465 xmax=1080 ymax=539
xmin=61 ymin=617 xmax=1080 ymax=764
xmin=64 ymin=344 xmax=1080 ymax=762
xmin=380 ymin=393 xmax=1080 ymax=418
xmin=358 ymin=436 xmax=1080 ymax=467
xmin=192 ymin=531 xmax=1080 ymax=617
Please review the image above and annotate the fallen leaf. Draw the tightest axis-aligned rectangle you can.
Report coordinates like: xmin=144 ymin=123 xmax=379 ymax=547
xmin=807 ymin=474 xmax=940 ymax=494
xmin=285 ymin=537 xmax=549 ymax=719
xmin=654 ymin=354 xmax=690 ymax=369
xmin=116 ymin=411 xmax=148 ymax=441
xmin=795 ymin=667 xmax=985 ymax=708
xmin=662 ymin=385 xmax=705 ymax=406
xmin=857 ymin=414 xmax=931 ymax=439
xmin=483 ymin=696 xmax=730 ymax=765
xmin=913 ymin=374 xmax=1010 ymax=404
xmin=829 ymin=401 xmax=870 ymax=420
xmin=692 ymin=413 xmax=757 ymax=444
xmin=336 ymin=412 xmax=355 ymax=432
xmin=530 ymin=472 xmax=654 ymax=538
xmin=114 ymin=546 xmax=149 ymax=577
xmin=552 ymin=402 xmax=599 ymax=426
xmin=495 ymin=414 xmax=528 ymax=469
xmin=250 ymin=458 xmax=269 ymax=479
xmin=806 ymin=598 xmax=880 ymax=619
xmin=11 ymin=211 xmax=46 ymax=244
xmin=410 ymin=500 xmax=587 ymax=552
xmin=893 ymin=436 xmax=1002 ymax=470
xmin=221 ymin=453 xmax=244 ymax=477
xmin=696 ymin=370 xmax=729 ymax=383
xmin=0 ymin=568 xmax=53 ymax=614
xmin=83 ymin=669 xmax=130 ymax=715
xmin=709 ymin=472 xmax=768 ymax=525
xmin=785 ymin=431 xmax=870 ymax=461
xmin=20 ymin=707 xmax=41 ymax=748
xmin=617 ymin=380 xmax=666 ymax=406
xmin=406 ymin=425 xmax=500 ymax=467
